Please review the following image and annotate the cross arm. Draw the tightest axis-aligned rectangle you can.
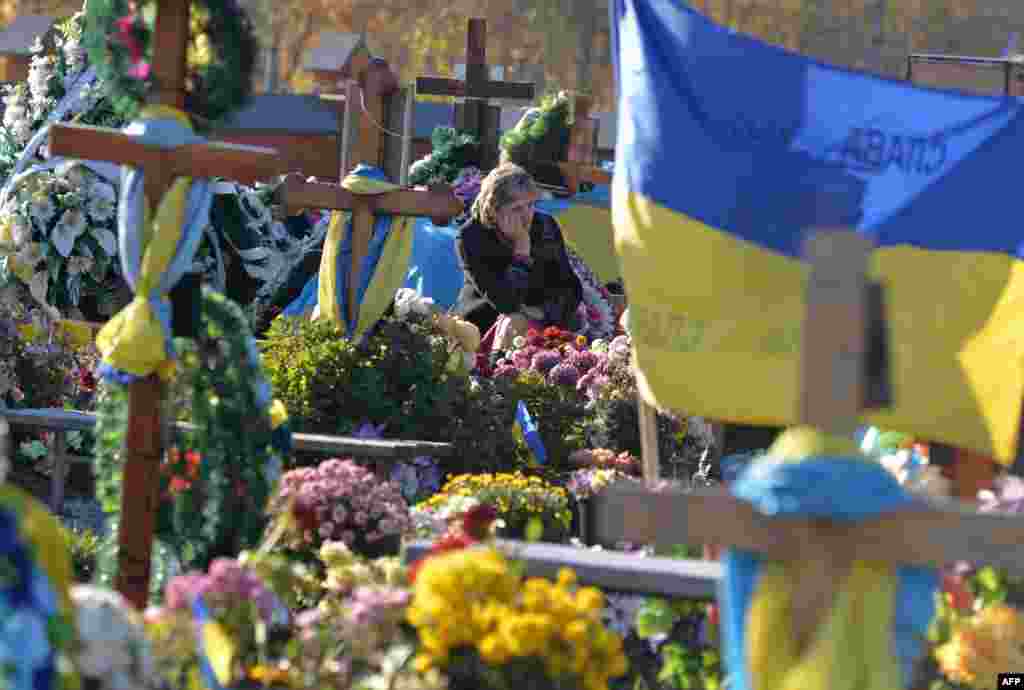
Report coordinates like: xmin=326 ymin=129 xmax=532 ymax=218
xmin=415 ymin=76 xmax=535 ymax=101
xmin=49 ymin=123 xmax=289 ymax=185
xmin=586 ymin=482 xmax=1024 ymax=575
xmin=275 ymin=174 xmax=464 ymax=225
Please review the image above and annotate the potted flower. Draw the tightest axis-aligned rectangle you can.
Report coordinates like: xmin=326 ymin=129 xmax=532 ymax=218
xmin=407 ymin=546 xmax=629 ymax=690
xmin=416 ymin=472 xmax=573 ymax=543
xmin=266 ymin=458 xmax=413 ymax=561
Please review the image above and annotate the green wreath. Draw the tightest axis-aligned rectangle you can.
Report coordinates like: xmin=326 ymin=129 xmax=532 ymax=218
xmin=500 ymin=91 xmax=573 ymax=167
xmin=94 ymin=288 xmax=282 ymax=575
xmin=83 ymin=0 xmax=257 ymax=126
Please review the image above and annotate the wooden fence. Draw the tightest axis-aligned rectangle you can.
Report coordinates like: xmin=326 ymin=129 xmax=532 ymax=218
xmin=0 ymin=407 xmax=454 ymax=512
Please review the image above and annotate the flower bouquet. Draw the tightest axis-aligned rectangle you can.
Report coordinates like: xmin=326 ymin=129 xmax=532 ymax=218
xmin=416 ymin=472 xmax=572 ymax=542
xmin=407 ymin=546 xmax=629 ymax=690
xmin=266 ymin=458 xmax=413 ymax=561
xmin=0 ymin=161 xmax=122 ymax=317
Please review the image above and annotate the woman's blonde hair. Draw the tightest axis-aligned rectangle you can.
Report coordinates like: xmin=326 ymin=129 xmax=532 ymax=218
xmin=471 ymin=163 xmax=538 ymax=228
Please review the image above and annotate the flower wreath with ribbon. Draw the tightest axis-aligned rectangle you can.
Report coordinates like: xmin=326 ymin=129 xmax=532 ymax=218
xmin=83 ymin=0 xmax=257 ymax=126
xmin=94 ymin=288 xmax=290 ymax=574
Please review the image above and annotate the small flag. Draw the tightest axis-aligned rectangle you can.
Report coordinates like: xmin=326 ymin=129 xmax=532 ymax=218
xmin=192 ymin=595 xmax=235 ymax=690
xmin=515 ymin=400 xmax=547 ymax=465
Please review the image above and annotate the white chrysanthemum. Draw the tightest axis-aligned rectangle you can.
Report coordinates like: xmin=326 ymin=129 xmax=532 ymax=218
xmin=62 ymin=39 xmax=87 ymax=75
xmin=51 ymin=208 xmax=88 ymax=257
xmin=27 ymin=55 xmax=54 ymax=102
xmin=71 ymin=585 xmax=157 ymax=690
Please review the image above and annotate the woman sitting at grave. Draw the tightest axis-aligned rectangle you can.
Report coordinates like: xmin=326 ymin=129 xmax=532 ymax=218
xmin=454 ymin=163 xmax=583 ymax=351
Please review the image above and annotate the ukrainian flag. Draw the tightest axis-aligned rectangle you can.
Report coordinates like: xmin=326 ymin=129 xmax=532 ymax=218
xmin=611 ymin=0 xmax=1024 ymax=464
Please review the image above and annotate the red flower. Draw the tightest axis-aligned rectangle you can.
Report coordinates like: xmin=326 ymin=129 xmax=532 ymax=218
xmin=707 ymin=603 xmax=720 ymax=628
xmin=77 ymin=367 xmax=97 ymax=392
xmin=461 ymin=504 xmax=498 ymax=540
xmin=291 ymin=493 xmax=320 ymax=533
xmin=408 ymin=531 xmax=478 ymax=583
xmin=942 ymin=573 xmax=974 ymax=612
xmin=113 ymin=14 xmax=145 ymax=63
xmin=543 ymin=326 xmax=561 ymax=340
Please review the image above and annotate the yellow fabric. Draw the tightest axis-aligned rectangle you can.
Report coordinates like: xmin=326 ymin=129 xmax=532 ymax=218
xmin=0 ymin=484 xmax=75 ymax=623
xmin=269 ymin=399 xmax=289 ymax=430
xmin=768 ymin=426 xmax=861 ymax=462
xmin=97 ymin=105 xmax=195 ymax=380
xmin=746 ymin=559 xmax=901 ymax=690
xmin=200 ymin=620 xmax=236 ymax=686
xmin=617 ymin=190 xmax=1024 ymax=464
xmin=557 ymin=204 xmax=621 ymax=283
xmin=353 ymin=216 xmax=414 ymax=338
xmin=315 ymin=211 xmax=347 ymax=328
xmin=314 ymin=169 xmax=406 ymax=332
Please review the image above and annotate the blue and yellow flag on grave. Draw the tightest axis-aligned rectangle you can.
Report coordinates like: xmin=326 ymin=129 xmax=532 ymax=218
xmin=611 ymin=0 xmax=1024 ymax=464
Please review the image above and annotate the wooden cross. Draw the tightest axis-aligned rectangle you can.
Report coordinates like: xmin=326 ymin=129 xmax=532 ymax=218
xmin=415 ymin=18 xmax=535 ymax=170
xmin=596 ymin=229 xmax=982 ymax=650
xmin=274 ymin=174 xmax=463 ymax=327
xmin=46 ymin=0 xmax=288 ymax=610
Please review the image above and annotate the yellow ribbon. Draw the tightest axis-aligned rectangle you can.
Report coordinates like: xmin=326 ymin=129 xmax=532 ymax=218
xmin=95 ymin=105 xmax=194 ymax=381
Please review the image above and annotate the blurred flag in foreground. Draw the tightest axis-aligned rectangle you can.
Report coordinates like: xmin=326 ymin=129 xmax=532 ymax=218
xmin=610 ymin=0 xmax=1024 ymax=464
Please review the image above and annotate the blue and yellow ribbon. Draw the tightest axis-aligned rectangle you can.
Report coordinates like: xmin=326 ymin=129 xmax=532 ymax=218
xmin=95 ymin=105 xmax=214 ymax=383
xmin=287 ymin=164 xmax=414 ymax=339
xmin=719 ymin=428 xmax=938 ymax=690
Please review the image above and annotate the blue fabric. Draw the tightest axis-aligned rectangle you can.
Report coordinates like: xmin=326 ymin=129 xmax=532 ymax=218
xmin=0 ymin=507 xmax=59 ymax=690
xmin=612 ymin=0 xmax=1024 ymax=259
xmin=282 ymin=272 xmax=320 ymax=317
xmin=402 ymin=218 xmax=464 ymax=309
xmin=723 ymin=456 xmax=939 ymax=688
xmin=515 ymin=400 xmax=547 ymax=465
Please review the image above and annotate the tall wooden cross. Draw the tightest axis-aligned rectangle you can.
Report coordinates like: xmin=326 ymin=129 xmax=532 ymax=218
xmin=586 ymin=229 xmax=1024 ymax=652
xmin=274 ymin=174 xmax=463 ymax=328
xmin=415 ymin=18 xmax=535 ymax=170
xmin=47 ymin=0 xmax=289 ymax=610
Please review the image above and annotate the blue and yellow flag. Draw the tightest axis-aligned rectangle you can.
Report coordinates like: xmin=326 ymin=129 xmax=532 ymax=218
xmin=611 ymin=0 xmax=1024 ymax=464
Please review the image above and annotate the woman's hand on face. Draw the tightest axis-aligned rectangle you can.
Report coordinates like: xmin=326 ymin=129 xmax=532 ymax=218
xmin=499 ymin=207 xmax=531 ymax=247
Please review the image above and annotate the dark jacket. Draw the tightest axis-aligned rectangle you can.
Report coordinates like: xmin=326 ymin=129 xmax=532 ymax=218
xmin=454 ymin=212 xmax=583 ymax=334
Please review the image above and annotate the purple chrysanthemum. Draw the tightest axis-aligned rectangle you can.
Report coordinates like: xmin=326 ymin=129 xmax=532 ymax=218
xmin=531 ymin=349 xmax=561 ymax=374
xmin=571 ymin=350 xmax=599 ymax=373
xmin=548 ymin=362 xmax=581 ymax=387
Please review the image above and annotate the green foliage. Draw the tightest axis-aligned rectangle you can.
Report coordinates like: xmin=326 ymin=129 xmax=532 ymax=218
xmin=408 ymin=127 xmax=480 ymax=186
xmin=500 ymin=91 xmax=572 ymax=166
xmin=94 ymin=288 xmax=279 ymax=574
xmin=83 ymin=0 xmax=257 ymax=126
xmin=261 ymin=315 xmax=591 ymax=475
xmin=65 ymin=527 xmax=102 ymax=583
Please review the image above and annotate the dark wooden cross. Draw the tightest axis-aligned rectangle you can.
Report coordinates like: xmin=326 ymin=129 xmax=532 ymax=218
xmin=415 ymin=18 xmax=535 ymax=170
xmin=587 ymin=229 xmax=1024 ymax=653
xmin=274 ymin=174 xmax=463 ymax=328
xmin=47 ymin=0 xmax=288 ymax=610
